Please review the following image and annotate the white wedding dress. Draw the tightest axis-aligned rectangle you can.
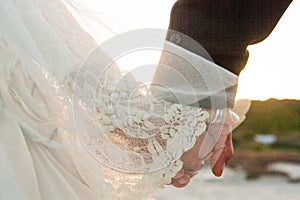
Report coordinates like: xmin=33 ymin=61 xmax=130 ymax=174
xmin=0 ymin=0 xmax=246 ymax=199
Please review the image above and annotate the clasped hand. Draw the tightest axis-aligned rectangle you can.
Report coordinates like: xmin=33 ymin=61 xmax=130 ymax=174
xmin=171 ymin=109 xmax=239 ymax=188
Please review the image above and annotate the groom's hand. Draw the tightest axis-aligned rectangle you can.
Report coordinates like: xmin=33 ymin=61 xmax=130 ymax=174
xmin=171 ymin=133 xmax=207 ymax=188
xmin=208 ymin=125 xmax=234 ymax=177
xmin=171 ymin=128 xmax=233 ymax=187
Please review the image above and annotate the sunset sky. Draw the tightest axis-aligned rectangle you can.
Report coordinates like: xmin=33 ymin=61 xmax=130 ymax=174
xmin=79 ymin=0 xmax=299 ymax=100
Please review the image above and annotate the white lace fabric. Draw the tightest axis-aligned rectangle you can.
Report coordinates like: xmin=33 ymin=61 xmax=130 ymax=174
xmin=0 ymin=34 xmax=210 ymax=200
xmin=0 ymin=0 xmax=247 ymax=199
xmin=70 ymin=55 xmax=210 ymax=174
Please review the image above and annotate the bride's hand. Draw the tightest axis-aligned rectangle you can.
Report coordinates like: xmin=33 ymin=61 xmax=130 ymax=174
xmin=171 ymin=133 xmax=207 ymax=188
xmin=171 ymin=109 xmax=239 ymax=188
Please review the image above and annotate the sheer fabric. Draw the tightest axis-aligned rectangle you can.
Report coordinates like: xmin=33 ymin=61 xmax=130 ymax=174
xmin=0 ymin=0 xmax=246 ymax=199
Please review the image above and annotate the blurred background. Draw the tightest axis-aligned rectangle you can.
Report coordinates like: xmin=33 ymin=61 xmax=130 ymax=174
xmin=155 ymin=98 xmax=300 ymax=200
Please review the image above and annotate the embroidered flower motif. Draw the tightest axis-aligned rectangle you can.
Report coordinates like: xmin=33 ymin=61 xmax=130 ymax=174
xmin=160 ymin=103 xmax=183 ymax=140
xmin=147 ymin=138 xmax=163 ymax=154
xmin=73 ymin=66 xmax=211 ymax=185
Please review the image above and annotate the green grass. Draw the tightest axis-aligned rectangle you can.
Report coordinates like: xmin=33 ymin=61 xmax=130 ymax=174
xmin=233 ymin=99 xmax=300 ymax=152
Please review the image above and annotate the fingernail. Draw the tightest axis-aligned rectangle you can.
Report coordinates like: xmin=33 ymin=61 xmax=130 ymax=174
xmin=214 ymin=162 xmax=225 ymax=177
xmin=178 ymin=179 xmax=186 ymax=185
xmin=178 ymin=176 xmax=189 ymax=185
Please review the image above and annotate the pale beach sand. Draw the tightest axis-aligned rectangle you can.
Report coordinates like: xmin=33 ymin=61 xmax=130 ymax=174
xmin=155 ymin=166 xmax=299 ymax=200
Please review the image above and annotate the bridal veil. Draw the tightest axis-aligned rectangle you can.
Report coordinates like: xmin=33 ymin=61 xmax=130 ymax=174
xmin=0 ymin=0 xmax=246 ymax=199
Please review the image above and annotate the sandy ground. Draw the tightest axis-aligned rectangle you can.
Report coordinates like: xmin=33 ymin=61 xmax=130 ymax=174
xmin=155 ymin=166 xmax=299 ymax=200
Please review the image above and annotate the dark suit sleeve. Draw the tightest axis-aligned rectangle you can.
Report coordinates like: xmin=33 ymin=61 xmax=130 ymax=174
xmin=167 ymin=0 xmax=293 ymax=75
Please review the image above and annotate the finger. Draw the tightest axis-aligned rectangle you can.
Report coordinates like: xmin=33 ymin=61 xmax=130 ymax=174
xmin=180 ymin=134 xmax=206 ymax=172
xmin=210 ymin=126 xmax=232 ymax=177
xmin=182 ymin=159 xmax=205 ymax=173
xmin=198 ymin=124 xmax=223 ymax=160
xmin=171 ymin=174 xmax=191 ymax=188
xmin=224 ymin=133 xmax=234 ymax=163
xmin=172 ymin=169 xmax=185 ymax=179
xmin=211 ymin=133 xmax=234 ymax=176
xmin=183 ymin=160 xmax=204 ymax=178
xmin=210 ymin=147 xmax=226 ymax=177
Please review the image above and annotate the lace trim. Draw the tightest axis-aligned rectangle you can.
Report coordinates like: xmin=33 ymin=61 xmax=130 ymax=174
xmin=67 ymin=58 xmax=210 ymax=188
